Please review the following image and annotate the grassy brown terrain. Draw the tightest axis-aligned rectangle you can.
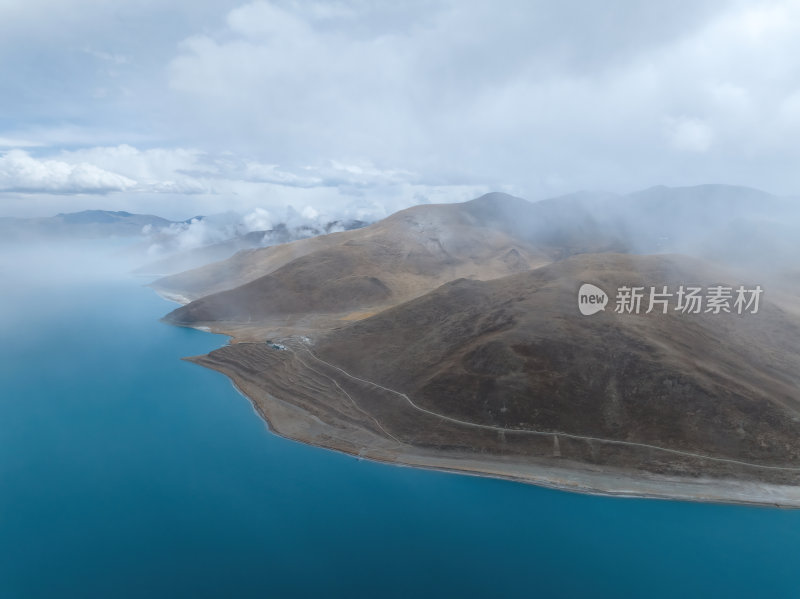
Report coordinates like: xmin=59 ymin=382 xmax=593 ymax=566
xmin=154 ymin=192 xmax=624 ymax=305
xmin=159 ymin=188 xmax=800 ymax=505
xmin=313 ymin=254 xmax=800 ymax=473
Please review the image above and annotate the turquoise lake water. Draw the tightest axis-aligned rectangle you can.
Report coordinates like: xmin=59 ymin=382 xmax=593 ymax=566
xmin=1 ymin=244 xmax=800 ymax=598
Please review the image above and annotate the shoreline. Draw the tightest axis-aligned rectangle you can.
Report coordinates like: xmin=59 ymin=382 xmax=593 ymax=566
xmin=158 ymin=283 xmax=800 ymax=510
xmin=183 ymin=352 xmax=800 ymax=510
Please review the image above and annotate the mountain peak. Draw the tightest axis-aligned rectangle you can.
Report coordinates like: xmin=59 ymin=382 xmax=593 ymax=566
xmin=467 ymin=191 xmax=530 ymax=208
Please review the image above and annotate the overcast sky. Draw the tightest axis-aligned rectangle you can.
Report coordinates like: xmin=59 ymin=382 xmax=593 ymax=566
xmin=2 ymin=0 xmax=799 ymax=219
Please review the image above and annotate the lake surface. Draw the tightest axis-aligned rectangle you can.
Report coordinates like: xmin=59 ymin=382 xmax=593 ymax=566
xmin=1 ymin=243 xmax=800 ymax=598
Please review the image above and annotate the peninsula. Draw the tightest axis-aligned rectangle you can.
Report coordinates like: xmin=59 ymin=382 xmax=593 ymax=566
xmin=153 ymin=187 xmax=800 ymax=507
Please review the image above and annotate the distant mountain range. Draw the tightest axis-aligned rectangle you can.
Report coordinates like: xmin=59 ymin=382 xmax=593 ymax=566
xmin=0 ymin=210 xmax=183 ymax=240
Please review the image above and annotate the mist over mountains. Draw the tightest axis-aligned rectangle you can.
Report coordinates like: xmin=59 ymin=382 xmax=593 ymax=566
xmin=0 ymin=205 xmax=370 ymax=276
xmin=147 ymin=183 xmax=800 ymax=500
xmin=5 ymin=183 xmax=797 ymax=287
xmin=4 ymin=182 xmax=800 ymax=502
xmin=156 ymin=183 xmax=800 ymax=309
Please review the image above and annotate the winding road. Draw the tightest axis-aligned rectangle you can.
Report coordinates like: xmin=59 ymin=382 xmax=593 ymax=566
xmin=288 ymin=341 xmax=800 ymax=473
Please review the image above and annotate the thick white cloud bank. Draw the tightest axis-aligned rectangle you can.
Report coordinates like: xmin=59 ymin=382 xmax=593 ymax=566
xmin=2 ymin=0 xmax=800 ymax=217
xmin=0 ymin=150 xmax=137 ymax=194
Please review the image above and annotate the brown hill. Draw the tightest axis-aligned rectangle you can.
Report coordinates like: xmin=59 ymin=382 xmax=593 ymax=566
xmin=165 ymin=188 xmax=800 ymax=502
xmin=153 ymin=192 xmax=624 ymax=304
xmin=304 ymin=252 xmax=800 ymax=477
xmin=162 ymin=193 xmax=624 ymax=331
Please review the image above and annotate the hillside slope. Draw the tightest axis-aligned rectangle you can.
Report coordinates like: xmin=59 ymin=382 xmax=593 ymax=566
xmin=309 ymin=252 xmax=800 ymax=473
xmin=163 ymin=192 xmax=626 ymax=331
xmin=152 ymin=191 xmax=624 ymax=303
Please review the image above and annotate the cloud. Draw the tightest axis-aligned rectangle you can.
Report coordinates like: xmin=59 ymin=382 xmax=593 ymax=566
xmin=144 ymin=203 xmax=360 ymax=257
xmin=0 ymin=150 xmax=137 ymax=194
xmin=160 ymin=0 xmax=800 ymax=197
xmin=0 ymin=137 xmax=42 ymax=148
xmin=241 ymin=207 xmax=275 ymax=231
xmin=665 ymin=118 xmax=715 ymax=153
xmin=6 ymin=0 xmax=800 ymax=217
xmin=183 ymin=154 xmax=419 ymax=190
xmin=59 ymin=145 xmax=210 ymax=194
xmin=0 ymin=146 xmax=218 ymax=195
xmin=166 ymin=3 xmax=728 ymax=168
xmin=159 ymin=215 xmax=241 ymax=252
xmin=0 ymin=139 xmax=487 ymax=222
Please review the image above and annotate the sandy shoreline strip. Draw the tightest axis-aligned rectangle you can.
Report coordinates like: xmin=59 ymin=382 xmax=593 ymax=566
xmin=184 ymin=353 xmax=800 ymax=510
